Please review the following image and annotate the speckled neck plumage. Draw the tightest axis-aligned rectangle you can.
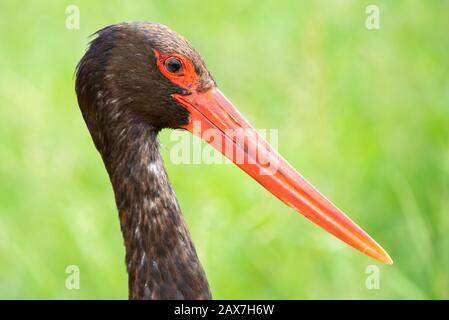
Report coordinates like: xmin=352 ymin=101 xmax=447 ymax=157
xmin=104 ymin=122 xmax=211 ymax=299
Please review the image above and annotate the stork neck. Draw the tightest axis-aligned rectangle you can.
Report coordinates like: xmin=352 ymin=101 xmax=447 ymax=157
xmin=105 ymin=123 xmax=211 ymax=299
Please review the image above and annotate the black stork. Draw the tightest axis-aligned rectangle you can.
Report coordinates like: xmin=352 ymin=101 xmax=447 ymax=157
xmin=75 ymin=22 xmax=392 ymax=300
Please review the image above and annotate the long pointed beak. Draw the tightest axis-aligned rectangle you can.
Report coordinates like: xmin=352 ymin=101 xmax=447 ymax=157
xmin=173 ymin=87 xmax=392 ymax=264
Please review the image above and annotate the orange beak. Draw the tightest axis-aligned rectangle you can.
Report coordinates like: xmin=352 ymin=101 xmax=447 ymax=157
xmin=174 ymin=87 xmax=393 ymax=264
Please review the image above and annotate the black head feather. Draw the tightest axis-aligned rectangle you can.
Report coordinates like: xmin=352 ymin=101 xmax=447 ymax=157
xmin=75 ymin=22 xmax=215 ymax=154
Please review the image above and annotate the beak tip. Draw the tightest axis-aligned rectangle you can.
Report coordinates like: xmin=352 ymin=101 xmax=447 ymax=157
xmin=365 ymin=245 xmax=393 ymax=265
xmin=384 ymin=254 xmax=394 ymax=265
xmin=381 ymin=255 xmax=394 ymax=265
xmin=378 ymin=248 xmax=394 ymax=265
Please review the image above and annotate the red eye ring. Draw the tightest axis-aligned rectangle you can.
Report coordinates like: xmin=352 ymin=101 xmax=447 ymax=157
xmin=154 ymin=50 xmax=199 ymax=91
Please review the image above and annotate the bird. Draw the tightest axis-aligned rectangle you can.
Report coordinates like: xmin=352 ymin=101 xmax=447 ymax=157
xmin=75 ymin=22 xmax=392 ymax=300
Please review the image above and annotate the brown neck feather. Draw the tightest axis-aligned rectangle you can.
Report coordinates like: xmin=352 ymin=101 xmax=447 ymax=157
xmin=103 ymin=120 xmax=211 ymax=299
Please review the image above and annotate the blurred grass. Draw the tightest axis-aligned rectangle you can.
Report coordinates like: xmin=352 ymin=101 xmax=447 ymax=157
xmin=0 ymin=0 xmax=448 ymax=299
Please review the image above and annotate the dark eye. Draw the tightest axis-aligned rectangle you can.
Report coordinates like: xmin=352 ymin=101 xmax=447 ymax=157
xmin=165 ymin=57 xmax=183 ymax=73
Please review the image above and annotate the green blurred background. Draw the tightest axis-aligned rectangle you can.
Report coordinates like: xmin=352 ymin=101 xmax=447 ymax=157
xmin=0 ymin=0 xmax=448 ymax=299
